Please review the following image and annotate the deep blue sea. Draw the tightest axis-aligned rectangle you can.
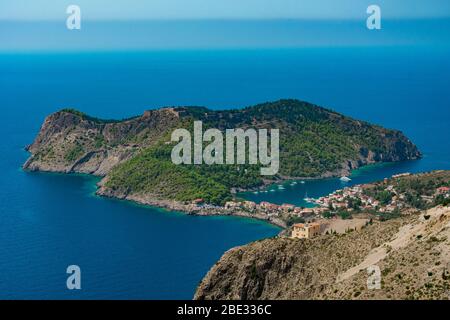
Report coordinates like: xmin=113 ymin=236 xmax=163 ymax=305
xmin=1 ymin=45 xmax=450 ymax=299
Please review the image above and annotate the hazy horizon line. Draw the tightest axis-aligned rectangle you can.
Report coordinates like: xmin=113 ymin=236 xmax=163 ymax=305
xmin=2 ymin=17 xmax=450 ymax=23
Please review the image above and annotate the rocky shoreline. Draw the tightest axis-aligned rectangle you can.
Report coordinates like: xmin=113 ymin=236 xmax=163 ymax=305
xmin=95 ymin=181 xmax=287 ymax=228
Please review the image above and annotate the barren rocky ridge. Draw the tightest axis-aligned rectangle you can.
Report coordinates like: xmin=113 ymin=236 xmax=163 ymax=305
xmin=195 ymin=205 xmax=450 ymax=300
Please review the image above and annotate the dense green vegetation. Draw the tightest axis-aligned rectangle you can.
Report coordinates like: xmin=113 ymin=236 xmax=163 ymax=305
xmin=435 ymin=195 xmax=450 ymax=206
xmin=180 ymin=99 xmax=419 ymax=178
xmin=376 ymin=190 xmax=393 ymax=205
xmin=105 ymin=139 xmax=268 ymax=205
xmin=103 ymin=99 xmax=420 ymax=204
xmin=106 ymin=148 xmax=231 ymax=205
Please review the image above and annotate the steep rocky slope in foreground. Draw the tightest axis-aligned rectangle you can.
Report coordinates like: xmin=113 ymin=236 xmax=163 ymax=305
xmin=23 ymin=100 xmax=420 ymax=206
xmin=195 ymin=205 xmax=450 ymax=300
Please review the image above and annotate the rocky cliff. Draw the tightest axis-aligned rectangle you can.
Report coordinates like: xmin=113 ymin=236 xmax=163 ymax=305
xmin=195 ymin=205 xmax=450 ymax=300
xmin=24 ymin=108 xmax=181 ymax=175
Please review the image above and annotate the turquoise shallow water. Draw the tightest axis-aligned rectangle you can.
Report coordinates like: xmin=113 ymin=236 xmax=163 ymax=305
xmin=1 ymin=45 xmax=450 ymax=299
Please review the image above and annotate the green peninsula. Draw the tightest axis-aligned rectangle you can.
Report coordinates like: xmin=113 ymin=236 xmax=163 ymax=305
xmin=24 ymin=99 xmax=421 ymax=207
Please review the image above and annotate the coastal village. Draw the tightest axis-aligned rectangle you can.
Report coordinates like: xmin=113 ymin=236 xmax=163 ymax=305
xmin=189 ymin=171 xmax=450 ymax=239
xmin=186 ymin=197 xmax=325 ymax=229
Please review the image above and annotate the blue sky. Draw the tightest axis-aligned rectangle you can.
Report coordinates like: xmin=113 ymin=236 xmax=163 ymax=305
xmin=1 ymin=0 xmax=450 ymax=20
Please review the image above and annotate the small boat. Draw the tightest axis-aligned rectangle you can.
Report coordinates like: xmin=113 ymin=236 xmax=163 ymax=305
xmin=304 ymin=197 xmax=315 ymax=203
xmin=340 ymin=176 xmax=351 ymax=182
xmin=300 ymin=181 xmax=305 ymax=184
xmin=269 ymin=189 xmax=275 ymax=192
xmin=303 ymin=192 xmax=315 ymax=203
xmin=278 ymin=185 xmax=285 ymax=190
xmin=253 ymin=191 xmax=259 ymax=195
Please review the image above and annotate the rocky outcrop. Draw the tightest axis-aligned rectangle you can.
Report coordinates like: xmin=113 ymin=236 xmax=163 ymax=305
xmin=194 ymin=205 xmax=450 ymax=300
xmin=23 ymin=108 xmax=181 ymax=175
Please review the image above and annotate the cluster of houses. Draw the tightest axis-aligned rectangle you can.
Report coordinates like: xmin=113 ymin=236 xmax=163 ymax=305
xmin=189 ymin=198 xmax=328 ymax=223
xmin=314 ymin=185 xmax=391 ymax=212
xmin=314 ymin=173 xmax=450 ymax=214
xmin=314 ymin=183 xmax=410 ymax=213
xmin=223 ymin=200 xmax=327 ymax=218
xmin=191 ymin=173 xmax=450 ymax=240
